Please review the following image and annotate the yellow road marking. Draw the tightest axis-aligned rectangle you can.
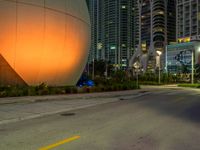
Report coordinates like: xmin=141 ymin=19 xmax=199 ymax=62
xmin=39 ymin=135 xmax=80 ymax=150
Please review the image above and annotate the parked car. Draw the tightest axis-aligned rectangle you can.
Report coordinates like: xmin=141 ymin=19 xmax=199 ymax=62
xmin=76 ymin=75 xmax=95 ymax=87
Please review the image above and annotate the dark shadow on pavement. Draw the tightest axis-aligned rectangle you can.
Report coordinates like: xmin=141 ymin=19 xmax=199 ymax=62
xmin=131 ymin=92 xmax=200 ymax=123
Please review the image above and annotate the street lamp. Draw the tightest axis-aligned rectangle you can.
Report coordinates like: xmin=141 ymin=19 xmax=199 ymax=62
xmin=156 ymin=51 xmax=162 ymax=85
xmin=133 ymin=62 xmax=140 ymax=89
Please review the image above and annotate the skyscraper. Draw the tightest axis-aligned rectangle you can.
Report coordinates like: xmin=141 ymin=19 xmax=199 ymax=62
xmin=86 ymin=0 xmax=103 ymax=62
xmin=87 ymin=0 xmax=138 ymax=69
xmin=130 ymin=0 xmax=176 ymax=71
xmin=177 ymin=0 xmax=200 ymax=42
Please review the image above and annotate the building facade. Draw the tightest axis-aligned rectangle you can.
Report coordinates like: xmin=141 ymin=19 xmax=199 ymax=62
xmin=130 ymin=0 xmax=176 ymax=71
xmin=165 ymin=0 xmax=200 ymax=75
xmin=177 ymin=0 xmax=200 ymax=42
xmin=87 ymin=0 xmax=138 ymax=68
xmin=166 ymin=42 xmax=200 ymax=74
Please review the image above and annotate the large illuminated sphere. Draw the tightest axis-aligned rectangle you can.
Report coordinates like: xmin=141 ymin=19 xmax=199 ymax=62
xmin=0 ymin=0 xmax=90 ymax=86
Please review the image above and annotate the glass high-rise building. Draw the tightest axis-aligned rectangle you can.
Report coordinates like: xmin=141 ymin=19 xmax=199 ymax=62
xmin=86 ymin=0 xmax=104 ymax=62
xmin=87 ymin=0 xmax=138 ymax=68
xmin=130 ymin=0 xmax=176 ymax=71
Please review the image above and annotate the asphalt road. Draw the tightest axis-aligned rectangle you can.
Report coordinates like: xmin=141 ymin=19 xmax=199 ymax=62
xmin=1 ymin=87 xmax=200 ymax=150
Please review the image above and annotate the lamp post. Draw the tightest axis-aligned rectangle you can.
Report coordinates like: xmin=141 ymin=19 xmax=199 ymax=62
xmin=157 ymin=51 xmax=162 ymax=85
xmin=105 ymin=60 xmax=108 ymax=78
xmin=133 ymin=62 xmax=140 ymax=89
xmin=191 ymin=50 xmax=194 ymax=84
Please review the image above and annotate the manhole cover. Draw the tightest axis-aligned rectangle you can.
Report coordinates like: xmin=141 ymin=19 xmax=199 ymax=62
xmin=60 ymin=113 xmax=75 ymax=116
xmin=139 ymin=91 xmax=148 ymax=93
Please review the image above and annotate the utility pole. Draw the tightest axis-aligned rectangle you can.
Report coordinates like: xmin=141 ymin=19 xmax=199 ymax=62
xmin=159 ymin=65 xmax=161 ymax=85
xmin=191 ymin=50 xmax=194 ymax=84
xmin=133 ymin=62 xmax=140 ymax=89
xmin=105 ymin=61 xmax=108 ymax=78
xmin=157 ymin=51 xmax=162 ymax=85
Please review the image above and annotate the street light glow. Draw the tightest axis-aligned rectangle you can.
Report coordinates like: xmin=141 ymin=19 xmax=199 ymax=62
xmin=156 ymin=51 xmax=162 ymax=56
xmin=198 ymin=47 xmax=200 ymax=52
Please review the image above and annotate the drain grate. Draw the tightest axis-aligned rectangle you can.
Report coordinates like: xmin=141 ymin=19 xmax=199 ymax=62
xmin=60 ymin=113 xmax=75 ymax=116
xmin=0 ymin=128 xmax=7 ymax=132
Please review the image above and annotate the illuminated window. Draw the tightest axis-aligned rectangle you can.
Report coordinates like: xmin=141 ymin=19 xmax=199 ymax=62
xmin=154 ymin=27 xmax=164 ymax=32
xmin=122 ymin=5 xmax=126 ymax=9
xmin=110 ymin=46 xmax=116 ymax=50
xmin=158 ymin=11 xmax=164 ymax=15
xmin=178 ymin=37 xmax=191 ymax=43
xmin=121 ymin=44 xmax=126 ymax=47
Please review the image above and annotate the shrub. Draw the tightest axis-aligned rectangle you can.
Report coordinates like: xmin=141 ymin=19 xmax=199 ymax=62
xmin=28 ymin=87 xmax=37 ymax=96
xmin=65 ymin=86 xmax=72 ymax=94
xmin=71 ymin=87 xmax=78 ymax=94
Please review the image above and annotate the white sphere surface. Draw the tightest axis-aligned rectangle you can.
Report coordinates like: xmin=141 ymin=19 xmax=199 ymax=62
xmin=0 ymin=0 xmax=91 ymax=86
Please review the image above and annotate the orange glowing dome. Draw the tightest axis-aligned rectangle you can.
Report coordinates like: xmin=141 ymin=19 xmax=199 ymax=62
xmin=0 ymin=0 xmax=90 ymax=86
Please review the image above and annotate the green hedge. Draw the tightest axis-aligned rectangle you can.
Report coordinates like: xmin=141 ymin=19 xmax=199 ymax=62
xmin=0 ymin=80 xmax=139 ymax=98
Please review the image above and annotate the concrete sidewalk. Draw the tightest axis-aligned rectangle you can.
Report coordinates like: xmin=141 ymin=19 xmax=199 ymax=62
xmin=0 ymin=90 xmax=147 ymax=125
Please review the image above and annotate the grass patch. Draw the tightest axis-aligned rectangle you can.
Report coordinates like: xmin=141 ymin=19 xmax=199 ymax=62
xmin=178 ymin=84 xmax=200 ymax=88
